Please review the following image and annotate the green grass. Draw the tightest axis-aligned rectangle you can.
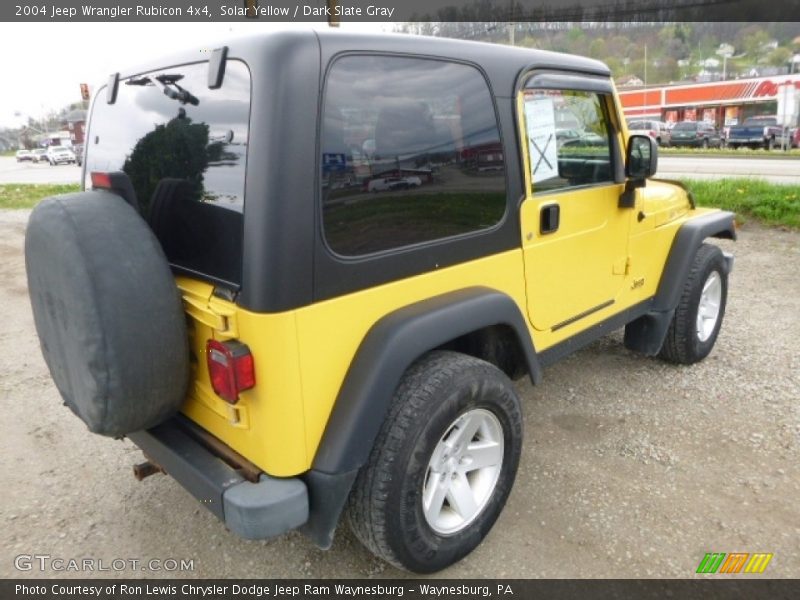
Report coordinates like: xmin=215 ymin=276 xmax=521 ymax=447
xmin=683 ymin=178 xmax=800 ymax=229
xmin=661 ymin=146 xmax=800 ymax=158
xmin=0 ymin=184 xmax=80 ymax=209
xmin=1 ymin=180 xmax=797 ymax=231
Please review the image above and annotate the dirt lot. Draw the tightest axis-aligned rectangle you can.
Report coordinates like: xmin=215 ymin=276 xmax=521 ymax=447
xmin=1 ymin=208 xmax=798 ymax=579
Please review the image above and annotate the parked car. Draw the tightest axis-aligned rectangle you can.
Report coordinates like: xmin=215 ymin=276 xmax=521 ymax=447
xmin=791 ymin=128 xmax=800 ymax=149
xmin=367 ymin=176 xmax=422 ymax=192
xmin=627 ymin=119 xmax=670 ymax=146
xmin=669 ymin=121 xmax=722 ymax=148
xmin=388 ymin=176 xmax=422 ymax=190
xmin=555 ymin=128 xmax=581 ymax=147
xmin=46 ymin=146 xmax=77 ymax=166
xmin=727 ymin=116 xmax=786 ymax=150
xmin=25 ymin=31 xmax=736 ymax=574
xmin=31 ymin=148 xmax=49 ymax=163
xmin=15 ymin=149 xmax=32 ymax=162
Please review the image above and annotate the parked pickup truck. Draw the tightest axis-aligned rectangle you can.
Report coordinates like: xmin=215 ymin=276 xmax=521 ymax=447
xmin=727 ymin=115 xmax=788 ymax=150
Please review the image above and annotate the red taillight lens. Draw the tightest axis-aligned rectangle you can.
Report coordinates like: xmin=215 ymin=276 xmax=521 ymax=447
xmin=650 ymin=130 xmax=657 ymax=138
xmin=90 ymin=171 xmax=112 ymax=189
xmin=206 ymin=339 xmax=255 ymax=404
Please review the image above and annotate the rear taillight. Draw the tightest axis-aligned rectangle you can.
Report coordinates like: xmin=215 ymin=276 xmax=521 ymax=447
xmin=206 ymin=339 xmax=255 ymax=404
xmin=90 ymin=171 xmax=112 ymax=189
xmin=649 ymin=130 xmax=657 ymax=138
xmin=696 ymin=131 xmax=704 ymax=138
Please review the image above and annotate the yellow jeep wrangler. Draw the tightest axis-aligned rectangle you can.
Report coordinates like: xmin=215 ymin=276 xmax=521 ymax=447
xmin=25 ymin=31 xmax=734 ymax=573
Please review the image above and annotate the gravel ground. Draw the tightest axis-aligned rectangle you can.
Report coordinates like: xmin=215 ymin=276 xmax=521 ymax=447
xmin=1 ymin=209 xmax=798 ymax=579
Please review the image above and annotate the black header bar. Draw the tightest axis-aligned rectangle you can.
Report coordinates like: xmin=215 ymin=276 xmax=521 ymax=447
xmin=2 ymin=0 xmax=799 ymax=22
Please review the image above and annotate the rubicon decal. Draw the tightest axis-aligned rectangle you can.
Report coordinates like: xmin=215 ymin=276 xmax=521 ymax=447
xmin=696 ymin=552 xmax=773 ymax=574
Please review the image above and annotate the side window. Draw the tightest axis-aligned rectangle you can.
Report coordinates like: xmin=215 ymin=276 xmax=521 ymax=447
xmin=320 ymin=55 xmax=506 ymax=256
xmin=522 ymin=89 xmax=614 ymax=195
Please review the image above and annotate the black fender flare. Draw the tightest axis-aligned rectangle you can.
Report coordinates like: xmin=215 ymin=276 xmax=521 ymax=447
xmin=653 ymin=210 xmax=736 ymax=313
xmin=300 ymin=287 xmax=540 ymax=548
xmin=624 ymin=210 xmax=736 ymax=355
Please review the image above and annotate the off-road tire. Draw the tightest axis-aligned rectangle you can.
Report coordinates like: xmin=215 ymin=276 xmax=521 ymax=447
xmin=347 ymin=351 xmax=523 ymax=573
xmin=659 ymin=243 xmax=728 ymax=364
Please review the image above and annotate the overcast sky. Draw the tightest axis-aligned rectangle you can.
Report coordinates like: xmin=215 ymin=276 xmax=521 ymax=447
xmin=0 ymin=21 xmax=391 ymax=129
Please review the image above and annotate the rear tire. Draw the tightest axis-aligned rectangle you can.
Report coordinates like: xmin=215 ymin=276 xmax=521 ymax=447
xmin=347 ymin=351 xmax=523 ymax=573
xmin=659 ymin=244 xmax=728 ymax=365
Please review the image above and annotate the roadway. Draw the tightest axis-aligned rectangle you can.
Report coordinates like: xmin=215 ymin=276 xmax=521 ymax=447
xmin=0 ymin=157 xmax=82 ymax=185
xmin=657 ymin=155 xmax=800 ymax=184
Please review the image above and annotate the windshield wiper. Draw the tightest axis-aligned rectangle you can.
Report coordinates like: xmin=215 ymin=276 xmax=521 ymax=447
xmin=124 ymin=73 xmax=199 ymax=106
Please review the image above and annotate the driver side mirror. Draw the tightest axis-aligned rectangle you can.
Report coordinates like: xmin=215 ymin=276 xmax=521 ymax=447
xmin=626 ymin=134 xmax=658 ymax=180
xmin=620 ymin=135 xmax=658 ymax=208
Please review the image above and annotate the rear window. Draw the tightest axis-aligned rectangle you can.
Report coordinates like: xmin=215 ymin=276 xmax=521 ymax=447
xmin=673 ymin=122 xmax=697 ymax=131
xmin=84 ymin=60 xmax=251 ymax=287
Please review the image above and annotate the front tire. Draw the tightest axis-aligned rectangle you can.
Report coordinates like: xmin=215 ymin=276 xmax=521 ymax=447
xmin=347 ymin=351 xmax=523 ymax=573
xmin=659 ymin=243 xmax=728 ymax=364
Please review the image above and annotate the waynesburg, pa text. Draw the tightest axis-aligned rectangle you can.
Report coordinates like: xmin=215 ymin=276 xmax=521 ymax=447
xmin=16 ymin=583 xmax=513 ymax=598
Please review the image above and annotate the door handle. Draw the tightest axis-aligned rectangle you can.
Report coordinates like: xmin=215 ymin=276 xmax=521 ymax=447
xmin=540 ymin=203 xmax=560 ymax=234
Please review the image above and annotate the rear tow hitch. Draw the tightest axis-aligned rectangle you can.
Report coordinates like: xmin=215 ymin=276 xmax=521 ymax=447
xmin=133 ymin=460 xmax=165 ymax=481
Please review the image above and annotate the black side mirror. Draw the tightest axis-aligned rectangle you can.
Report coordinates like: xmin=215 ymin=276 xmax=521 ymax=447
xmin=620 ymin=135 xmax=658 ymax=208
xmin=626 ymin=134 xmax=658 ymax=180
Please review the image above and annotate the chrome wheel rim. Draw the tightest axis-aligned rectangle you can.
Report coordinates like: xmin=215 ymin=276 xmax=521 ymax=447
xmin=697 ymin=271 xmax=722 ymax=342
xmin=422 ymin=408 xmax=504 ymax=536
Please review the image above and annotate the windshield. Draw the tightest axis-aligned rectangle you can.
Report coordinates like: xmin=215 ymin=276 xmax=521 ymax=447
xmin=84 ymin=60 xmax=251 ymax=287
xmin=673 ymin=122 xmax=697 ymax=131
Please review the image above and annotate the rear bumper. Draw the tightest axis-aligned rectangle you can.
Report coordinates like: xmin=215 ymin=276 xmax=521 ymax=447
xmin=127 ymin=418 xmax=309 ymax=540
xmin=728 ymin=137 xmax=764 ymax=144
xmin=670 ymin=139 xmax=704 ymax=147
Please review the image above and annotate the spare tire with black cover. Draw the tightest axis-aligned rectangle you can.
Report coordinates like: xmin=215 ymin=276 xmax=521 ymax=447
xmin=25 ymin=191 xmax=189 ymax=437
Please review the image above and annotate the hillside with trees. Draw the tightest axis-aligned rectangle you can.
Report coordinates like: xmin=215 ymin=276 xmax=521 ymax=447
xmin=396 ymin=22 xmax=800 ymax=86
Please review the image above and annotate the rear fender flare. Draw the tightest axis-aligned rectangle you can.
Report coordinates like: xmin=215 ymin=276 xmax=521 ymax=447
xmin=312 ymin=286 xmax=541 ymax=475
xmin=301 ymin=287 xmax=540 ymax=549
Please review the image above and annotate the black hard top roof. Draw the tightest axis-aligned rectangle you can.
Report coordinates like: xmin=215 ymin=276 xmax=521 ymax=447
xmin=115 ymin=28 xmax=610 ymax=98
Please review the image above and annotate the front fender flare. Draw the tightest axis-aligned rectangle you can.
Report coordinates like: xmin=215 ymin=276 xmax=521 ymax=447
xmin=653 ymin=210 xmax=736 ymax=313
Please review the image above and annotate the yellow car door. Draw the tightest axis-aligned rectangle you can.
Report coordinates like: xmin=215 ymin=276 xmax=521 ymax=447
xmin=517 ymin=77 xmax=632 ymax=345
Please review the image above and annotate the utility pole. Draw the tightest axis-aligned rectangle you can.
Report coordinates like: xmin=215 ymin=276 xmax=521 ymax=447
xmin=644 ymin=44 xmax=647 ymax=87
xmin=508 ymin=0 xmax=515 ymax=46
xmin=327 ymin=0 xmax=339 ymax=27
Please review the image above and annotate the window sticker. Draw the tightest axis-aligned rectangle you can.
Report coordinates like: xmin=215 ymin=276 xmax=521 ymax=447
xmin=524 ymin=96 xmax=558 ymax=183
